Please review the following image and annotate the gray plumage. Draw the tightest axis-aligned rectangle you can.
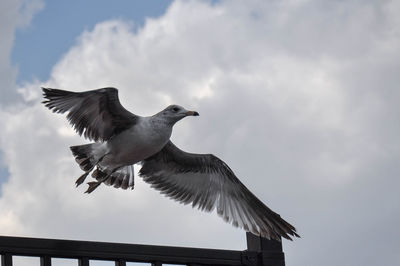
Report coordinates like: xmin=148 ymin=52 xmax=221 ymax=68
xmin=42 ymin=87 xmax=300 ymax=241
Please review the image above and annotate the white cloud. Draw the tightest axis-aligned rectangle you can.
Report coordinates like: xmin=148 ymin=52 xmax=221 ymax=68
xmin=0 ymin=0 xmax=44 ymax=104
xmin=1 ymin=0 xmax=400 ymax=265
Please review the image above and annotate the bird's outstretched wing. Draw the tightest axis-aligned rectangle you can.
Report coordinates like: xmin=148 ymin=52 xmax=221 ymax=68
xmin=42 ymin=87 xmax=138 ymax=141
xmin=139 ymin=141 xmax=300 ymax=241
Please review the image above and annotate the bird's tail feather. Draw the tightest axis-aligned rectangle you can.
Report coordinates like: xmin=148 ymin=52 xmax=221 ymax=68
xmin=70 ymin=144 xmax=134 ymax=192
xmin=70 ymin=143 xmax=96 ymax=172
xmin=92 ymin=165 xmax=135 ymax=190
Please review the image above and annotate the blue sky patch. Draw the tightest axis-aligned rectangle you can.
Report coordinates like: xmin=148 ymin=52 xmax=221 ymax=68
xmin=11 ymin=0 xmax=173 ymax=84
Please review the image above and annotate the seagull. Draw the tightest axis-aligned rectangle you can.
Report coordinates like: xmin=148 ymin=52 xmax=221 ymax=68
xmin=42 ymin=87 xmax=300 ymax=241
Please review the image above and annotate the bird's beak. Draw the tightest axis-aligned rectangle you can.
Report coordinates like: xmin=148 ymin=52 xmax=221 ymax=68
xmin=186 ymin=110 xmax=199 ymax=116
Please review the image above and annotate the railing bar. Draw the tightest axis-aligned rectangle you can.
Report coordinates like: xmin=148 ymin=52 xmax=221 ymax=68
xmin=78 ymin=257 xmax=89 ymax=266
xmin=0 ymin=236 xmax=242 ymax=264
xmin=0 ymin=234 xmax=285 ymax=265
xmin=1 ymin=254 xmax=12 ymax=266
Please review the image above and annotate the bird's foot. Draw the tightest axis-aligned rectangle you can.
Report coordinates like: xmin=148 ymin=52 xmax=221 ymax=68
xmin=76 ymin=172 xmax=90 ymax=187
xmin=85 ymin=181 xmax=101 ymax=194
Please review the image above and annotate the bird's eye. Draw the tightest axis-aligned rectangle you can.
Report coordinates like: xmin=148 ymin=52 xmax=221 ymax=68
xmin=172 ymin=107 xmax=180 ymax=112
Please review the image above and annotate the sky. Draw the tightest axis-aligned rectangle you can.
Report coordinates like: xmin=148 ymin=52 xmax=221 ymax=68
xmin=0 ymin=0 xmax=400 ymax=266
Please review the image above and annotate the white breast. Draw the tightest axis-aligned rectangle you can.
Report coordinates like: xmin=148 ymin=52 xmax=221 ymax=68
xmin=105 ymin=117 xmax=172 ymax=166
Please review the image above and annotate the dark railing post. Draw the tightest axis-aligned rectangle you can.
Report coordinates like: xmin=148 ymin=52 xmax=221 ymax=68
xmin=40 ymin=255 xmax=51 ymax=266
xmin=78 ymin=257 xmax=89 ymax=266
xmin=246 ymin=232 xmax=285 ymax=266
xmin=115 ymin=259 xmax=126 ymax=266
xmin=1 ymin=254 xmax=12 ymax=266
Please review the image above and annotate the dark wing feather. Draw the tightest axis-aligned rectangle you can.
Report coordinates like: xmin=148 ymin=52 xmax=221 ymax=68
xmin=139 ymin=141 xmax=300 ymax=241
xmin=42 ymin=87 xmax=137 ymax=141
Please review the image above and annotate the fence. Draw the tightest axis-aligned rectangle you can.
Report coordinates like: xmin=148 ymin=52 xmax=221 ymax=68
xmin=0 ymin=233 xmax=285 ymax=266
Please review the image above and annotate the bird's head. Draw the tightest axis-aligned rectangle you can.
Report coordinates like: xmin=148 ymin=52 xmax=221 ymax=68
xmin=158 ymin=105 xmax=199 ymax=124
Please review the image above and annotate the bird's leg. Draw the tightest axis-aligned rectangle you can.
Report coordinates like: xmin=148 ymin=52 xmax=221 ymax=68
xmin=84 ymin=166 xmax=122 ymax=194
xmin=85 ymin=181 xmax=102 ymax=194
xmin=75 ymin=171 xmax=90 ymax=187
xmin=76 ymin=154 xmax=107 ymax=187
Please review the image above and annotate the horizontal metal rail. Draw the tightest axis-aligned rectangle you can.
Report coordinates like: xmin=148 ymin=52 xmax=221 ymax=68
xmin=0 ymin=233 xmax=285 ymax=266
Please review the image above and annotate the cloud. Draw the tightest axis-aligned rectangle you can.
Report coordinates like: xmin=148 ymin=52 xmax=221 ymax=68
xmin=0 ymin=0 xmax=44 ymax=104
xmin=1 ymin=0 xmax=400 ymax=265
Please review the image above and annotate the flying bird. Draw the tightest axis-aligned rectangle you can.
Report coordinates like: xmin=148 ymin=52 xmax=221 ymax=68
xmin=42 ymin=87 xmax=299 ymax=241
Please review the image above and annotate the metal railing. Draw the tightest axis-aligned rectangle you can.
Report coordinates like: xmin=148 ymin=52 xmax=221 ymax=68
xmin=0 ymin=233 xmax=284 ymax=266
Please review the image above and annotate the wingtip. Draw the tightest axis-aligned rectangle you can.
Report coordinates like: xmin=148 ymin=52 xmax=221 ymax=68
xmin=41 ymin=87 xmax=53 ymax=99
xmin=41 ymin=87 xmax=51 ymax=93
xmin=281 ymin=230 xmax=301 ymax=241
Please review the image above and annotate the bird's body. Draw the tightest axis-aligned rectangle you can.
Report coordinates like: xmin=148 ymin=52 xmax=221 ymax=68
xmin=100 ymin=116 xmax=172 ymax=167
xmin=42 ymin=87 xmax=300 ymax=241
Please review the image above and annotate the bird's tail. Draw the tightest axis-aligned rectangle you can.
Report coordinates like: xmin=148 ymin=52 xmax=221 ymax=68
xmin=70 ymin=143 xmax=97 ymax=172
xmin=70 ymin=143 xmax=99 ymax=187
xmin=70 ymin=143 xmax=134 ymax=193
xmin=92 ymin=166 xmax=135 ymax=190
